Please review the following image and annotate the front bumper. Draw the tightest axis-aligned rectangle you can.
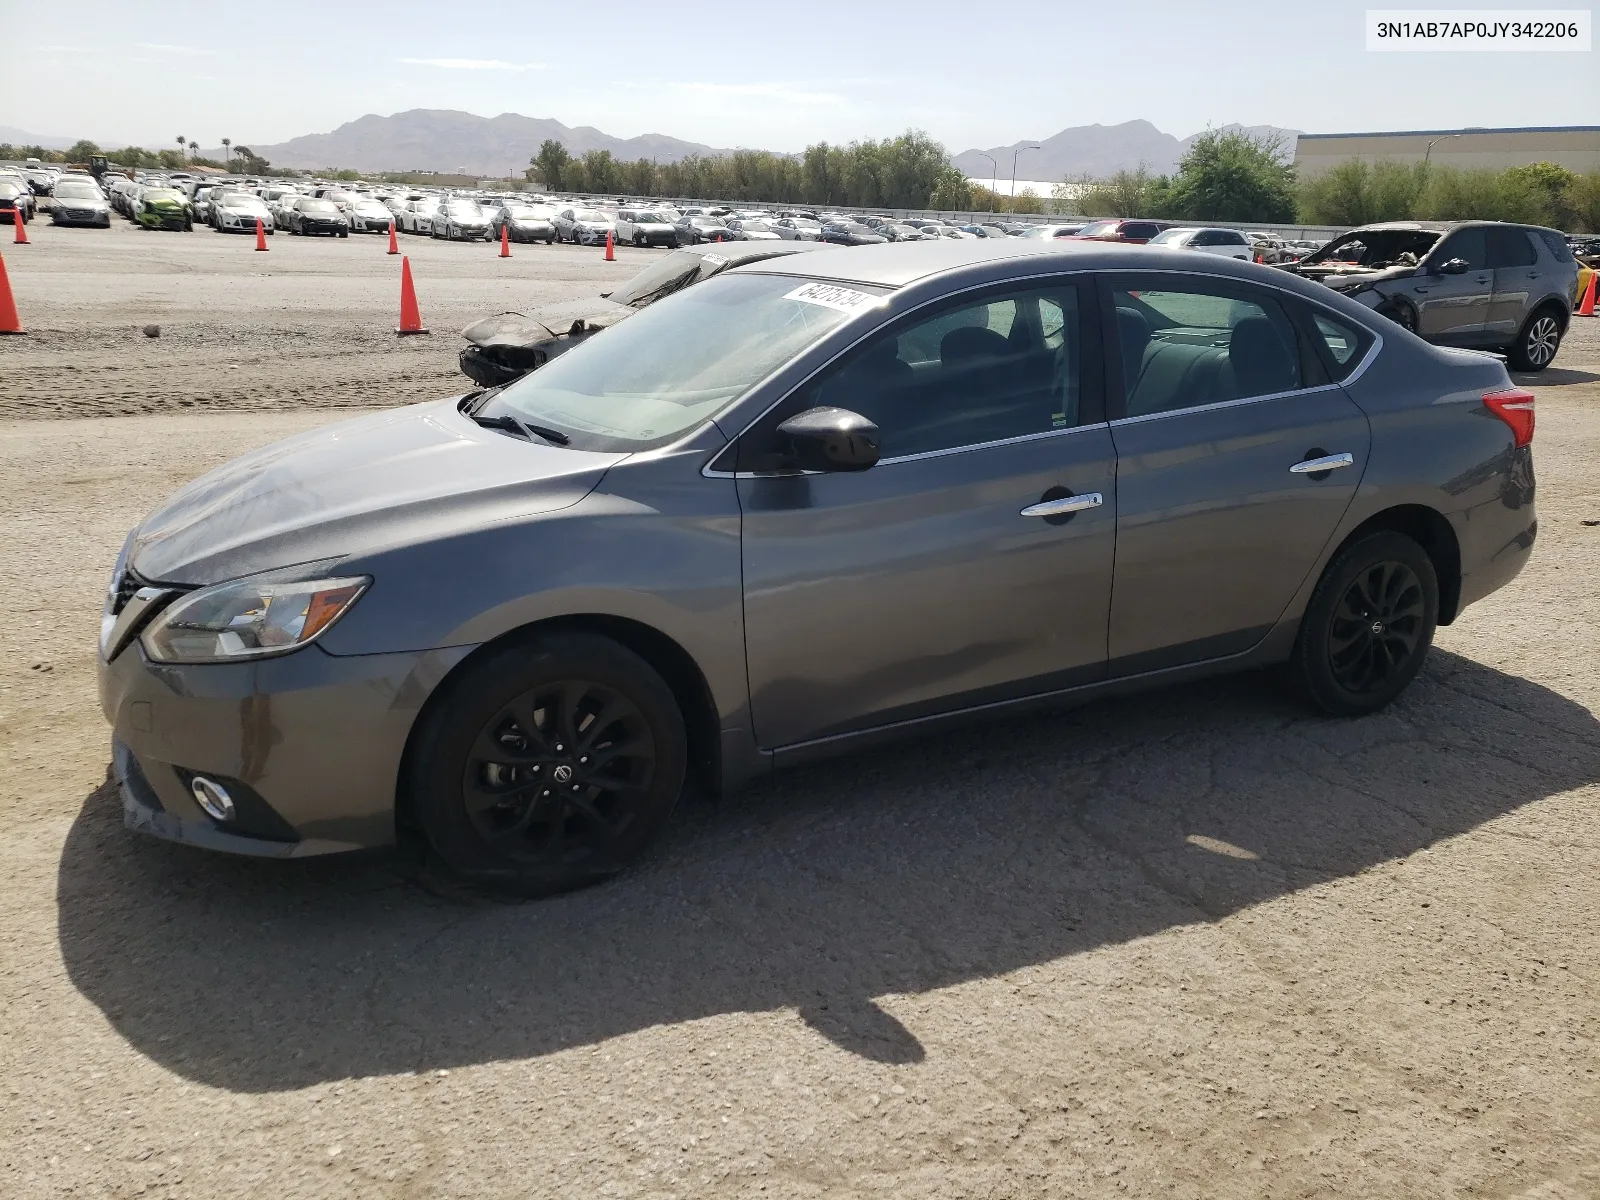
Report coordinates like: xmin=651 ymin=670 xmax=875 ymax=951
xmin=53 ymin=208 xmax=110 ymax=225
xmin=100 ymin=637 xmax=472 ymax=856
xmin=137 ymin=211 xmax=188 ymax=229
xmin=299 ymin=220 xmax=347 ymax=234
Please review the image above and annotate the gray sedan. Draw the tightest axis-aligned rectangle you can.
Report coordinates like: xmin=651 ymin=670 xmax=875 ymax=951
xmin=99 ymin=240 xmax=1537 ymax=895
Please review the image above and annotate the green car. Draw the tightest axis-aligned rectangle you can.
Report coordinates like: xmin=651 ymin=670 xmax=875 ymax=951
xmin=136 ymin=188 xmax=193 ymax=231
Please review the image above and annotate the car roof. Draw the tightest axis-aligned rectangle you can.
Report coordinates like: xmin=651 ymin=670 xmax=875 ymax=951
xmin=731 ymin=238 xmax=1336 ymax=297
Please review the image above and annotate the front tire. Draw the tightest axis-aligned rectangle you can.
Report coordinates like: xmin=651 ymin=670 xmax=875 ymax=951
xmin=1377 ymin=299 xmax=1418 ymax=334
xmin=1287 ymin=531 xmax=1438 ymax=717
xmin=1507 ymin=308 xmax=1562 ymax=372
xmin=407 ymin=631 xmax=688 ymax=896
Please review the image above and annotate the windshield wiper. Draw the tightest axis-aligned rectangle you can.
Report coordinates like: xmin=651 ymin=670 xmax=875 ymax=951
xmin=468 ymin=411 xmax=571 ymax=446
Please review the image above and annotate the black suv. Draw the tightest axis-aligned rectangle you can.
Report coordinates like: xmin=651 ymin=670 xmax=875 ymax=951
xmin=1283 ymin=220 xmax=1579 ymax=371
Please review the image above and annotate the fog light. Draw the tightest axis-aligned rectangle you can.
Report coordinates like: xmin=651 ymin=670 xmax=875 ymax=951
xmin=190 ymin=776 xmax=236 ymax=822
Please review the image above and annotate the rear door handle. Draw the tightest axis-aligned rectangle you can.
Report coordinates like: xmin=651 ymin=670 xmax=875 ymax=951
xmin=1289 ymin=452 xmax=1354 ymax=475
xmin=1021 ymin=492 xmax=1103 ymax=517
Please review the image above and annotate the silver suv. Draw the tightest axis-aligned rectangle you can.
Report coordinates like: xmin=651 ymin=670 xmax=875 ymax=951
xmin=1286 ymin=220 xmax=1580 ymax=371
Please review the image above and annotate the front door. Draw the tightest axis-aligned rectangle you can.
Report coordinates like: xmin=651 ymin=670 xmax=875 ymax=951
xmin=1414 ymin=227 xmax=1493 ymax=344
xmin=1103 ymin=274 xmax=1370 ymax=672
xmin=737 ymin=280 xmax=1117 ymax=748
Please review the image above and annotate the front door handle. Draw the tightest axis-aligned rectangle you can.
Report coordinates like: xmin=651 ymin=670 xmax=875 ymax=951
xmin=1289 ymin=452 xmax=1355 ymax=475
xmin=1021 ymin=491 xmax=1103 ymax=518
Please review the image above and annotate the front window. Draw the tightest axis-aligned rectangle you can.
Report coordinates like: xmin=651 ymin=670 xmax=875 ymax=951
xmin=300 ymin=200 xmax=338 ymax=213
xmin=1076 ymin=220 xmax=1120 ymax=237
xmin=483 ymin=273 xmax=882 ymax=452
xmin=1147 ymin=229 xmax=1189 ymax=244
xmin=1306 ymin=228 xmax=1440 ymax=268
xmin=572 ymin=209 xmax=607 ymax=222
xmin=55 ymin=183 xmax=101 ymax=200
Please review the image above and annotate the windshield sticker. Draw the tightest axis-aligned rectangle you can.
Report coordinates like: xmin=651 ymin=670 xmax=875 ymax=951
xmin=783 ymin=282 xmax=883 ymax=314
xmin=700 ymin=253 xmax=729 ymax=266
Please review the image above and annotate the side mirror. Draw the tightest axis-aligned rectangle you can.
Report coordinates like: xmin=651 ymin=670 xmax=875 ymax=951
xmin=776 ymin=407 xmax=881 ymax=472
xmin=1437 ymin=257 xmax=1470 ymax=275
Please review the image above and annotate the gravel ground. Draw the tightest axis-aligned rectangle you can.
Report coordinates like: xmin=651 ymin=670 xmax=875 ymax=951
xmin=2 ymin=225 xmax=1600 ymax=1198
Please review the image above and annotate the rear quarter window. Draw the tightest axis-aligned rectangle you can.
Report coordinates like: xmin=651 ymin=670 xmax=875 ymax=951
xmin=1307 ymin=309 xmax=1374 ymax=381
xmin=1536 ymin=230 xmax=1575 ymax=262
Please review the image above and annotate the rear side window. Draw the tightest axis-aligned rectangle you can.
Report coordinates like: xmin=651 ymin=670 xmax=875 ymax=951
xmin=1536 ymin=229 xmax=1575 ymax=262
xmin=1487 ymin=227 xmax=1538 ymax=268
xmin=1109 ymin=279 xmax=1301 ymax=418
xmin=1123 ymin=222 xmax=1160 ymax=241
xmin=1307 ymin=311 xmax=1373 ymax=381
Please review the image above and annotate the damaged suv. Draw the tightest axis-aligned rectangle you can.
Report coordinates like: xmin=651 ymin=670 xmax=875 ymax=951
xmin=1282 ymin=221 xmax=1579 ymax=371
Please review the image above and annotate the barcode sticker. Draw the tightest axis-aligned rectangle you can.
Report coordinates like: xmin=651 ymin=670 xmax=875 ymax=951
xmin=783 ymin=282 xmax=883 ymax=314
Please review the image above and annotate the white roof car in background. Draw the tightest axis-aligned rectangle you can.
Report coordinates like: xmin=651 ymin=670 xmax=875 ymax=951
xmin=1147 ymin=227 xmax=1254 ymax=260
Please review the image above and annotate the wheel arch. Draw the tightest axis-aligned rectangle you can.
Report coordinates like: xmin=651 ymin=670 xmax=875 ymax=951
xmin=1331 ymin=504 xmax=1462 ymax=625
xmin=394 ymin=613 xmax=723 ymax=835
xmin=1528 ymin=296 xmax=1570 ymax=334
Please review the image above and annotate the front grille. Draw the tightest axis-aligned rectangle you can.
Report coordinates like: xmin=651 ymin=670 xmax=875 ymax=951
xmin=110 ymin=568 xmax=144 ymax=615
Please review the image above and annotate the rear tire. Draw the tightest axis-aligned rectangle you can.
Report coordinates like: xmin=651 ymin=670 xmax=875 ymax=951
xmin=407 ymin=631 xmax=687 ymax=896
xmin=1507 ymin=308 xmax=1562 ymax=372
xmin=1287 ymin=531 xmax=1438 ymax=717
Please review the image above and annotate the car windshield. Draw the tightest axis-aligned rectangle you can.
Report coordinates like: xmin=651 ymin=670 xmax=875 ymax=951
xmin=55 ymin=183 xmax=101 ymax=200
xmin=146 ymin=189 xmax=182 ymax=201
xmin=485 ymin=272 xmax=880 ymax=451
xmin=1305 ymin=228 xmax=1440 ymax=267
xmin=448 ymin=203 xmax=483 ymax=216
xmin=301 ymin=200 xmax=338 ymax=213
xmin=354 ymin=202 xmax=388 ymax=214
xmin=506 ymin=206 xmax=543 ymax=218
xmin=1148 ymin=229 xmax=1192 ymax=244
xmin=572 ymin=209 xmax=607 ymax=222
xmin=607 ymin=251 xmax=718 ymax=307
xmin=738 ymin=219 xmax=774 ymax=231
xmin=1075 ymin=220 xmax=1120 ymax=237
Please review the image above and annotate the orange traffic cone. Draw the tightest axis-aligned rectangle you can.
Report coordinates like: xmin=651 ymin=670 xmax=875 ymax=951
xmin=1578 ymin=272 xmax=1597 ymax=318
xmin=254 ymin=218 xmax=268 ymax=251
xmin=13 ymin=213 xmax=29 ymax=245
xmin=604 ymin=230 xmax=614 ymax=261
xmin=500 ymin=223 xmax=511 ymax=258
xmin=395 ymin=255 xmax=428 ymax=335
xmin=0 ymin=249 xmax=24 ymax=334
xmin=387 ymin=219 xmax=399 ymax=255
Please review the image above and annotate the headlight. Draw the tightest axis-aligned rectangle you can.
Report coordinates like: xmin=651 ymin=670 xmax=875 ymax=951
xmin=140 ymin=575 xmax=369 ymax=663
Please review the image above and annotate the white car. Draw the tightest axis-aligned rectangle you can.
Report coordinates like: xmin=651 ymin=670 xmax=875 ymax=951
xmin=1147 ymin=227 xmax=1254 ymax=260
xmin=614 ymin=208 xmax=678 ymax=248
xmin=400 ymin=198 xmax=441 ymax=235
xmin=211 ymin=191 xmax=275 ymax=234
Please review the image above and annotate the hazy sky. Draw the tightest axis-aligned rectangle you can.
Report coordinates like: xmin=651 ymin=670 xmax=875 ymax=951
xmin=4 ymin=0 xmax=1593 ymax=152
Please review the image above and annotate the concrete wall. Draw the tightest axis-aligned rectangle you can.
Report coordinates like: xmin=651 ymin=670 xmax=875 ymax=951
xmin=1295 ymin=126 xmax=1600 ymax=176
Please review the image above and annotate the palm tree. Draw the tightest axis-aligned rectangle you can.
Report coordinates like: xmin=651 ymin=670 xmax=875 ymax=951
xmin=186 ymin=139 xmax=197 ymax=160
xmin=177 ymin=135 xmax=186 ymax=160
xmin=222 ymin=138 xmax=231 ymax=168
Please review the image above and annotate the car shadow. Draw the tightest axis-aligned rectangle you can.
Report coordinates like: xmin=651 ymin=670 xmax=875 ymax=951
xmin=1510 ymin=365 xmax=1599 ymax=387
xmin=57 ymin=649 xmax=1600 ymax=1092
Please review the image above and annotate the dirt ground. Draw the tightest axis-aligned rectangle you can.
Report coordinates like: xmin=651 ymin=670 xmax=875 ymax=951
xmin=2 ymin=221 xmax=1599 ymax=1199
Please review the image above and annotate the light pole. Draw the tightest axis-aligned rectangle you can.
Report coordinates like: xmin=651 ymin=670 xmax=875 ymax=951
xmin=1011 ymin=144 xmax=1040 ymax=198
xmin=1422 ymin=132 xmax=1462 ymax=166
xmin=977 ymin=152 xmax=997 ymax=204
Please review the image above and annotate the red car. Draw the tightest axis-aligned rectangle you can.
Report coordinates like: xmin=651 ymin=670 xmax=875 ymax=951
xmin=1070 ymin=218 xmax=1171 ymax=244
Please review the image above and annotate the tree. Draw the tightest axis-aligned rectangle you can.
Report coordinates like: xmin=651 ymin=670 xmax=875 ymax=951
xmin=928 ymin=165 xmax=972 ymax=210
xmin=1504 ymin=162 xmax=1577 ymax=229
xmin=1077 ymin=166 xmax=1163 ymax=217
xmin=67 ymin=139 xmax=100 ymax=163
xmin=1567 ymin=170 xmax=1600 ymax=233
xmin=176 ymin=135 xmax=186 ymax=160
xmin=1413 ymin=166 xmax=1551 ymax=224
xmin=1164 ymin=129 xmax=1296 ymax=223
xmin=221 ymin=137 xmax=231 ymax=167
xmin=528 ymin=140 xmax=571 ymax=190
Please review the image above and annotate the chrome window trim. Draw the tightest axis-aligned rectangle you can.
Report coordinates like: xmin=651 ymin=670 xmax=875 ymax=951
xmin=700 ymin=267 xmax=1096 ymax=479
xmin=1110 ymin=382 xmax=1343 ymax=427
xmin=701 ymin=264 xmax=1386 ymax=478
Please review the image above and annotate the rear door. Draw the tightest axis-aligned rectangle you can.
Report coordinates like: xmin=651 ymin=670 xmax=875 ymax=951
xmin=1487 ymin=225 xmax=1543 ymax=340
xmin=1102 ymin=273 xmax=1371 ymax=672
xmin=736 ymin=279 xmax=1117 ymax=748
xmin=1414 ymin=227 xmax=1493 ymax=344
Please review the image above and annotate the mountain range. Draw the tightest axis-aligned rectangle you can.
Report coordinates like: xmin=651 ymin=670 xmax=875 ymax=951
xmin=6 ymin=112 xmax=1302 ymax=181
xmin=951 ymin=120 xmax=1300 ymax=184
xmin=195 ymin=111 xmax=724 ymax=176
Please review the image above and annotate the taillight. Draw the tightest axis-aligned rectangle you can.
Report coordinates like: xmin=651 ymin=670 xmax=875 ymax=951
xmin=1483 ymin=388 xmax=1535 ymax=447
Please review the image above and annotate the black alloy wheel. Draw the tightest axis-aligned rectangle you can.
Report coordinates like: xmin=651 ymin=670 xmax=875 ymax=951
xmin=408 ymin=631 xmax=687 ymax=895
xmin=462 ymin=680 xmax=655 ymax=864
xmin=1288 ymin=531 xmax=1438 ymax=716
xmin=1326 ymin=560 xmax=1426 ymax=695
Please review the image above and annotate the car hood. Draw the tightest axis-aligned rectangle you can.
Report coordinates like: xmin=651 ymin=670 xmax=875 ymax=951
xmin=127 ymin=399 xmax=626 ymax=585
xmin=1290 ymin=261 xmax=1420 ymax=285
